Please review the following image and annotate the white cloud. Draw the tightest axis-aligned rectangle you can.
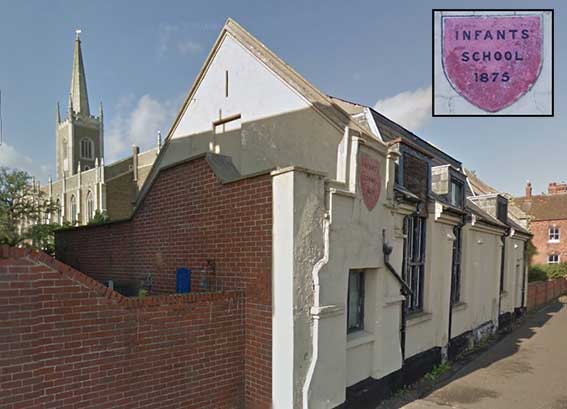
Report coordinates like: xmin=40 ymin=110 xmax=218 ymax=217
xmin=374 ymin=86 xmax=432 ymax=131
xmin=106 ymin=94 xmax=178 ymax=162
xmin=0 ymin=143 xmax=51 ymax=182
xmin=177 ymin=40 xmax=203 ymax=55
xmin=157 ymin=24 xmax=178 ymax=59
xmin=158 ymin=24 xmax=203 ymax=59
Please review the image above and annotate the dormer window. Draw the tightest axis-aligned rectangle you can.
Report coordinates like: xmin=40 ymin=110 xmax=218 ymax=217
xmin=549 ymin=226 xmax=560 ymax=242
xmin=431 ymin=165 xmax=465 ymax=209
xmin=80 ymin=138 xmax=94 ymax=160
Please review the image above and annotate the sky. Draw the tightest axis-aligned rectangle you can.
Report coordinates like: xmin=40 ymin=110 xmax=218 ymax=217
xmin=0 ymin=0 xmax=563 ymax=196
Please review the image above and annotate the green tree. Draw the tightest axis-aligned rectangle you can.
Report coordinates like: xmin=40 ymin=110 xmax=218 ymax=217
xmin=526 ymin=240 xmax=537 ymax=266
xmin=87 ymin=209 xmax=109 ymax=225
xmin=0 ymin=167 xmax=59 ymax=251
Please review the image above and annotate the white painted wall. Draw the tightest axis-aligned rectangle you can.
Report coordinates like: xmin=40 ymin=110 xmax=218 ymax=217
xmin=272 ymin=170 xmax=296 ymax=408
xmin=272 ymin=167 xmax=327 ymax=409
xmin=501 ymin=235 xmax=528 ymax=314
xmin=163 ymin=34 xmax=343 ymax=177
xmin=451 ymin=224 xmax=503 ymax=338
xmin=404 ymin=214 xmax=455 ymax=358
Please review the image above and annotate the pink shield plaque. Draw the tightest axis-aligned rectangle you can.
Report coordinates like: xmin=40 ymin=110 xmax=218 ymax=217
xmin=442 ymin=15 xmax=543 ymax=112
xmin=359 ymin=153 xmax=381 ymax=211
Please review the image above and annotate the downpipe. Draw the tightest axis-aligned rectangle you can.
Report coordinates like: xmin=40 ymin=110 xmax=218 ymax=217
xmin=382 ymin=229 xmax=412 ymax=361
xmin=497 ymin=228 xmax=510 ymax=326
xmin=302 ymin=212 xmax=330 ymax=409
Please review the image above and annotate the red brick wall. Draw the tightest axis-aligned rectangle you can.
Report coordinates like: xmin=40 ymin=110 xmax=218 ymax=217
xmin=529 ymin=219 xmax=567 ymax=265
xmin=55 ymin=156 xmax=273 ymax=408
xmin=527 ymin=277 xmax=567 ymax=310
xmin=0 ymin=247 xmax=244 ymax=409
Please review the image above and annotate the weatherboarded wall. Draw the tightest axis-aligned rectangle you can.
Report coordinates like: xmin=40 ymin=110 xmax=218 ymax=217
xmin=55 ymin=156 xmax=273 ymax=408
xmin=0 ymin=246 xmax=244 ymax=409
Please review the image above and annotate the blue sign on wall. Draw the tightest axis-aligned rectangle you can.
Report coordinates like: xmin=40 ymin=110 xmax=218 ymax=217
xmin=176 ymin=268 xmax=191 ymax=293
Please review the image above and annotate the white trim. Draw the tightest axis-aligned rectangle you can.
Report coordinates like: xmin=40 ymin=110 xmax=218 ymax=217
xmin=364 ymin=107 xmax=384 ymax=142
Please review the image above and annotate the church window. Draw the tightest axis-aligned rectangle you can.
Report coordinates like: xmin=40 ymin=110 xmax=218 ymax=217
xmin=70 ymin=195 xmax=77 ymax=224
xmin=80 ymin=138 xmax=94 ymax=160
xmin=87 ymin=191 xmax=94 ymax=221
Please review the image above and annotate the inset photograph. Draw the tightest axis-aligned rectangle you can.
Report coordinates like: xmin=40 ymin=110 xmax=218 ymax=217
xmin=433 ymin=9 xmax=553 ymax=116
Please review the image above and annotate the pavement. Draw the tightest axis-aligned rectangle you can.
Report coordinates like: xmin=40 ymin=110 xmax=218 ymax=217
xmin=401 ymin=298 xmax=567 ymax=409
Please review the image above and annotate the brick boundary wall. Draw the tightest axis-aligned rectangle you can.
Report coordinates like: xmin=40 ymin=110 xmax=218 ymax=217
xmin=55 ymin=156 xmax=273 ymax=408
xmin=527 ymin=277 xmax=567 ymax=310
xmin=0 ymin=246 xmax=245 ymax=409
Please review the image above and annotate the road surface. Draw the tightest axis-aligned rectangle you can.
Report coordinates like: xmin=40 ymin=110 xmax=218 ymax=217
xmin=403 ymin=298 xmax=567 ymax=409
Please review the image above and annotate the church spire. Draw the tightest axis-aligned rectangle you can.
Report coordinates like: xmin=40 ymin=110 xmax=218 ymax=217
xmin=69 ymin=30 xmax=90 ymax=117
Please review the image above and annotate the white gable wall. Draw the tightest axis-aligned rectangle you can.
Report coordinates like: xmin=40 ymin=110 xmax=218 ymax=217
xmin=166 ymin=34 xmax=343 ymax=177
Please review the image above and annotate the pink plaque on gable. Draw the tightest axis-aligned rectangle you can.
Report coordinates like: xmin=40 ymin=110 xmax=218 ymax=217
xmin=359 ymin=153 xmax=381 ymax=211
xmin=442 ymin=15 xmax=543 ymax=112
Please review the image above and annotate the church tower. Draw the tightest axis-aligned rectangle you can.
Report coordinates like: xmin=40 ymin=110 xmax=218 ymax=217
xmin=55 ymin=31 xmax=103 ymax=179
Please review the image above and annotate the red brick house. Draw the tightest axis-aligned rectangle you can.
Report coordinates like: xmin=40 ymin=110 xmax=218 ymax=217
xmin=514 ymin=182 xmax=567 ymax=265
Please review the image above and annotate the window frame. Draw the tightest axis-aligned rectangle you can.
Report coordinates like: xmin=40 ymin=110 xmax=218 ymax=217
xmin=402 ymin=214 xmax=427 ymax=313
xmin=449 ymin=178 xmax=464 ymax=208
xmin=548 ymin=225 xmax=560 ymax=243
xmin=347 ymin=270 xmax=365 ymax=334
xmin=80 ymin=138 xmax=94 ymax=160
xmin=548 ymin=254 xmax=560 ymax=264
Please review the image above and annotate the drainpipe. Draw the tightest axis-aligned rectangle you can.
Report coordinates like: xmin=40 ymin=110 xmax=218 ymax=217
xmin=521 ymin=241 xmax=528 ymax=311
xmin=302 ymin=212 xmax=330 ymax=409
xmin=497 ymin=228 xmax=510 ymax=324
xmin=382 ymin=229 xmax=412 ymax=361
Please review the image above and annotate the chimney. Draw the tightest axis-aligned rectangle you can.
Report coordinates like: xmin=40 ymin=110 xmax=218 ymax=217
xmin=548 ymin=182 xmax=567 ymax=195
xmin=525 ymin=181 xmax=532 ymax=199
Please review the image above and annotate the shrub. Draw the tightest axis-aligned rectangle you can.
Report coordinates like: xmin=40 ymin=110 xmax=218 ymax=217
xmin=528 ymin=263 xmax=567 ymax=282
xmin=424 ymin=362 xmax=451 ymax=382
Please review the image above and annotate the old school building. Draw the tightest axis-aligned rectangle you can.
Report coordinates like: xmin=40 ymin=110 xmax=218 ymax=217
xmin=48 ymin=19 xmax=530 ymax=409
